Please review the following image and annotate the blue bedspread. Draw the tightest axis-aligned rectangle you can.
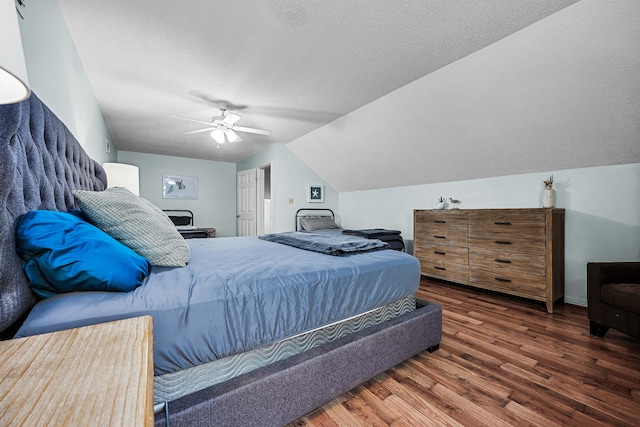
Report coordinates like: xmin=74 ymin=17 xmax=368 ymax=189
xmin=259 ymin=231 xmax=388 ymax=255
xmin=16 ymin=236 xmax=419 ymax=375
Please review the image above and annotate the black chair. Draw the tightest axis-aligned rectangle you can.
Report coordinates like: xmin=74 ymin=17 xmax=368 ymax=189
xmin=587 ymin=262 xmax=640 ymax=339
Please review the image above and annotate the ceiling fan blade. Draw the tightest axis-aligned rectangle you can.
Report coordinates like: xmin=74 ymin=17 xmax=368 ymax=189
xmin=223 ymin=113 xmax=241 ymax=126
xmin=171 ymin=115 xmax=213 ymax=126
xmin=233 ymin=125 xmax=272 ymax=136
xmin=184 ymin=127 xmax=216 ymax=135
xmin=225 ymin=129 xmax=242 ymax=143
xmin=188 ymin=91 xmax=248 ymax=111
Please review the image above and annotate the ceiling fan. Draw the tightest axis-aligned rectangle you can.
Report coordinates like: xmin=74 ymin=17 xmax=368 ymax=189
xmin=172 ymin=108 xmax=271 ymax=144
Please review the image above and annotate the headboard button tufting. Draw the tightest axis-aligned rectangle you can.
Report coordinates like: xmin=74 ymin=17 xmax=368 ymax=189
xmin=0 ymin=93 xmax=107 ymax=334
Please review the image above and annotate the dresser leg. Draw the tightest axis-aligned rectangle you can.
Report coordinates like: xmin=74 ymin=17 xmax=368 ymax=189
xmin=590 ymin=320 xmax=609 ymax=337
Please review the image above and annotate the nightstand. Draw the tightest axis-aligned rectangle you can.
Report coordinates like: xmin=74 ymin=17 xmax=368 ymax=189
xmin=179 ymin=227 xmax=216 ymax=239
xmin=0 ymin=316 xmax=154 ymax=426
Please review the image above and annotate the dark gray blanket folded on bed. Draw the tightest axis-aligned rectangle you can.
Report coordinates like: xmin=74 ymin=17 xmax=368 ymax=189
xmin=259 ymin=231 xmax=388 ymax=256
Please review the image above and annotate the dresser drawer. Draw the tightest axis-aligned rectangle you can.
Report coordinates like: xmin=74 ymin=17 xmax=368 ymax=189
xmin=415 ymin=244 xmax=469 ymax=265
xmin=469 ymin=266 xmax=546 ymax=296
xmin=469 ymin=210 xmax=546 ymax=236
xmin=469 ymin=248 xmax=545 ymax=277
xmin=415 ymin=226 xmax=469 ymax=247
xmin=469 ymin=232 xmax=545 ymax=254
xmin=419 ymin=258 xmax=469 ymax=282
xmin=415 ymin=210 xmax=468 ymax=229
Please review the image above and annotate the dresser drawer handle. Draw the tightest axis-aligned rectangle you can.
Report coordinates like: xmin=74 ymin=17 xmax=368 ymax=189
xmin=494 ymin=277 xmax=512 ymax=283
xmin=434 ymin=220 xmax=446 ymax=224
xmin=434 ymin=266 xmax=446 ymax=271
xmin=434 ymin=251 xmax=446 ymax=255
xmin=495 ymin=240 xmax=512 ymax=245
xmin=494 ymin=221 xmax=512 ymax=226
xmin=434 ymin=235 xmax=446 ymax=239
xmin=495 ymin=259 xmax=511 ymax=264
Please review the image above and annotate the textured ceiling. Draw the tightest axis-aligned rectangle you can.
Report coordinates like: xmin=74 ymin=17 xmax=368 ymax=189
xmin=56 ymin=0 xmax=580 ymax=164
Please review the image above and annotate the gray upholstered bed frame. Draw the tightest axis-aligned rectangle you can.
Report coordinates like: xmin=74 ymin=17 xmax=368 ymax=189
xmin=0 ymin=93 xmax=442 ymax=426
xmin=0 ymin=93 xmax=107 ymax=337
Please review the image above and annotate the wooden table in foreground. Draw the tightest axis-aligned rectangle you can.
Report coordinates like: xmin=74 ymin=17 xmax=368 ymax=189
xmin=0 ymin=316 xmax=154 ymax=426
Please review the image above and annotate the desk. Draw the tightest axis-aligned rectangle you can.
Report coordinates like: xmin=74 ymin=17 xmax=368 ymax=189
xmin=0 ymin=316 xmax=154 ymax=426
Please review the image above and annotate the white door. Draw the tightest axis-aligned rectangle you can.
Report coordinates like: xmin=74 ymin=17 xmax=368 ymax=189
xmin=237 ymin=168 xmax=257 ymax=236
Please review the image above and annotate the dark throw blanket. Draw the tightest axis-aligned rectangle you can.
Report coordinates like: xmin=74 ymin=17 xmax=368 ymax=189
xmin=259 ymin=231 xmax=389 ymax=256
xmin=342 ymin=229 xmax=402 ymax=238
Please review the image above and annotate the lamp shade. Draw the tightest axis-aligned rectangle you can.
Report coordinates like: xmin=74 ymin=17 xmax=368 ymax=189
xmin=102 ymin=162 xmax=140 ymax=196
xmin=211 ymin=129 xmax=225 ymax=144
xmin=0 ymin=0 xmax=30 ymax=105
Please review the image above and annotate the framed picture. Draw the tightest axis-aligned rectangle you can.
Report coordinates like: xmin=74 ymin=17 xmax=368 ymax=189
xmin=163 ymin=174 xmax=198 ymax=199
xmin=307 ymin=184 xmax=324 ymax=203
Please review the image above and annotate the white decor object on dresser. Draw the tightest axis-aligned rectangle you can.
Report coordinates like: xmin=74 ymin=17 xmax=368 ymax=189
xmin=542 ymin=175 xmax=555 ymax=208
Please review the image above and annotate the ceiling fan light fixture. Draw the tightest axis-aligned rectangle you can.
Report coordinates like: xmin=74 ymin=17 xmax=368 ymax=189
xmin=174 ymin=106 xmax=270 ymax=147
xmin=211 ymin=129 xmax=225 ymax=144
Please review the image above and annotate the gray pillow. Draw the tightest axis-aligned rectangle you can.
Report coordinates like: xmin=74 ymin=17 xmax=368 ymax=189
xmin=299 ymin=216 xmax=340 ymax=231
xmin=73 ymin=187 xmax=190 ymax=267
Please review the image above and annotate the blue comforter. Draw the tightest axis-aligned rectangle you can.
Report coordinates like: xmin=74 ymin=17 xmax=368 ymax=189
xmin=16 ymin=236 xmax=419 ymax=375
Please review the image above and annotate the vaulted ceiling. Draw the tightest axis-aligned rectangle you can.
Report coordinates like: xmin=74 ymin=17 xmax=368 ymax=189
xmin=56 ymin=0 xmax=579 ymax=162
xmin=56 ymin=0 xmax=640 ymax=192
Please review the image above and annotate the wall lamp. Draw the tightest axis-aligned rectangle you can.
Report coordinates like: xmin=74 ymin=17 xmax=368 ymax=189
xmin=0 ymin=0 xmax=30 ymax=105
xmin=102 ymin=163 xmax=140 ymax=196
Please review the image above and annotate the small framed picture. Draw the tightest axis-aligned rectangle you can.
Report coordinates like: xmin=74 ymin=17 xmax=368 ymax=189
xmin=163 ymin=174 xmax=198 ymax=199
xmin=307 ymin=184 xmax=324 ymax=203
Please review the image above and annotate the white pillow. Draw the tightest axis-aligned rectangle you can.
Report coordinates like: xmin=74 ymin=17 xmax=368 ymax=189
xmin=73 ymin=187 xmax=190 ymax=267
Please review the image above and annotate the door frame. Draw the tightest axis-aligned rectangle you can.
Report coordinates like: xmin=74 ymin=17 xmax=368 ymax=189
xmin=256 ymin=162 xmax=272 ymax=235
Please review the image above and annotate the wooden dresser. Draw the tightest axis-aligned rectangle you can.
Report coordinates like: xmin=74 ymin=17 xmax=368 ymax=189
xmin=414 ymin=208 xmax=565 ymax=313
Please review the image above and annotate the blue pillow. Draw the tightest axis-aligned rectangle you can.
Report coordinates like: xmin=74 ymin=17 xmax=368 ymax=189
xmin=15 ymin=210 xmax=151 ymax=299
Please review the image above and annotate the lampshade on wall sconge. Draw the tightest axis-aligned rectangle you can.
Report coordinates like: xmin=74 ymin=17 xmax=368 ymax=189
xmin=102 ymin=162 xmax=140 ymax=196
xmin=0 ymin=0 xmax=30 ymax=105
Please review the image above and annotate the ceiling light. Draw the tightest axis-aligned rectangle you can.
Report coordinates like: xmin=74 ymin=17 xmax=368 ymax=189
xmin=0 ymin=0 xmax=30 ymax=105
xmin=211 ymin=129 xmax=225 ymax=144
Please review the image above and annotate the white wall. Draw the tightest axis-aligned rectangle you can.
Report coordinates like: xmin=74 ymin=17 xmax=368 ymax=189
xmin=339 ymin=163 xmax=640 ymax=307
xmin=237 ymin=144 xmax=339 ymax=232
xmin=17 ymin=0 xmax=115 ymax=164
xmin=117 ymin=151 xmax=237 ymax=237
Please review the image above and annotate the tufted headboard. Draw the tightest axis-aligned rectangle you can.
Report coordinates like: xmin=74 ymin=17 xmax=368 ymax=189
xmin=0 ymin=93 xmax=107 ymax=335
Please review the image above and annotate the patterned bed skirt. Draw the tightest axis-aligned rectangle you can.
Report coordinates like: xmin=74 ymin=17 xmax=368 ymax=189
xmin=154 ymin=294 xmax=416 ymax=403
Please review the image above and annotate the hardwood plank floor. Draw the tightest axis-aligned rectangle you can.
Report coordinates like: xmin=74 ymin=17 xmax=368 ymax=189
xmin=289 ymin=278 xmax=640 ymax=427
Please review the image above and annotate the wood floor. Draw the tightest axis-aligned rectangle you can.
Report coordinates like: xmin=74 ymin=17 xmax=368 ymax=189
xmin=289 ymin=278 xmax=640 ymax=427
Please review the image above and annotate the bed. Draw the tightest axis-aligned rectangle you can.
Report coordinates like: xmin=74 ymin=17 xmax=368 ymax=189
xmin=295 ymin=207 xmax=339 ymax=231
xmin=295 ymin=208 xmax=406 ymax=251
xmin=163 ymin=209 xmax=215 ymax=239
xmin=0 ymin=93 xmax=442 ymax=427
